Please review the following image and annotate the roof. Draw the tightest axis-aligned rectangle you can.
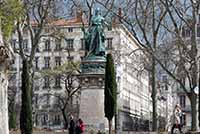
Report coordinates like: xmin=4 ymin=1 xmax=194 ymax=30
xmin=31 ymin=16 xmax=142 ymax=48
xmin=48 ymin=17 xmax=87 ymax=26
xmin=31 ymin=17 xmax=87 ymax=27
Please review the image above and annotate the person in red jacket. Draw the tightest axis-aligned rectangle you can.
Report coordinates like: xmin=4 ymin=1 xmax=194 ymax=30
xmin=75 ymin=118 xmax=84 ymax=134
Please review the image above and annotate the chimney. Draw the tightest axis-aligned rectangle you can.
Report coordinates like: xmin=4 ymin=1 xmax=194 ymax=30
xmin=76 ymin=9 xmax=83 ymax=22
xmin=118 ymin=8 xmax=122 ymax=18
xmin=118 ymin=8 xmax=122 ymax=22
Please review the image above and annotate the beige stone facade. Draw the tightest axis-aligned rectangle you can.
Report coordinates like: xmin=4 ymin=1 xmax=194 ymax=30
xmin=9 ymin=19 xmax=170 ymax=132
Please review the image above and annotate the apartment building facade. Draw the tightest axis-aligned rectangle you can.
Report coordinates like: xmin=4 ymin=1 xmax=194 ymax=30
xmin=8 ymin=16 xmax=169 ymax=131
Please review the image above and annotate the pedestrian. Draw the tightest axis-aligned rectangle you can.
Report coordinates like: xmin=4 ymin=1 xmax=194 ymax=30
xmin=171 ymin=104 xmax=183 ymax=134
xmin=97 ymin=130 xmax=102 ymax=134
xmin=69 ymin=115 xmax=75 ymax=134
xmin=75 ymin=118 xmax=84 ymax=134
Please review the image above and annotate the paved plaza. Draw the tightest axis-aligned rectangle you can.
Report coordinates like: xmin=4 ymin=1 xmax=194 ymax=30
xmin=9 ymin=129 xmax=200 ymax=134
xmin=9 ymin=131 xmax=159 ymax=134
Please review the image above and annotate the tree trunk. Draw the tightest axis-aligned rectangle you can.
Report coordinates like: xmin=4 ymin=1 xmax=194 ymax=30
xmin=190 ymin=93 xmax=197 ymax=131
xmin=151 ymin=57 xmax=157 ymax=131
xmin=62 ymin=109 xmax=68 ymax=129
xmin=114 ymin=113 xmax=117 ymax=134
xmin=20 ymin=60 xmax=32 ymax=134
xmin=198 ymin=61 xmax=200 ymax=128
xmin=0 ymin=65 xmax=9 ymax=134
xmin=9 ymin=101 xmax=16 ymax=130
xmin=0 ymin=27 xmax=9 ymax=134
xmin=152 ymin=0 xmax=157 ymax=131
xmin=108 ymin=119 xmax=112 ymax=134
xmin=190 ymin=5 xmax=198 ymax=131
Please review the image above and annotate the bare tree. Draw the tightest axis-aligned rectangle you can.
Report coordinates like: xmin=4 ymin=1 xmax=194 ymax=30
xmin=98 ymin=0 xmax=200 ymax=131
xmin=0 ymin=0 xmax=23 ymax=133
xmin=40 ymin=61 xmax=81 ymax=129
xmin=156 ymin=0 xmax=200 ymax=131
xmin=12 ymin=1 xmax=60 ymax=133
xmin=112 ymin=0 xmax=168 ymax=131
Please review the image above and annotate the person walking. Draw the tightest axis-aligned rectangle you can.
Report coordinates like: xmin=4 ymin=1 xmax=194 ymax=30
xmin=171 ymin=104 xmax=183 ymax=134
xmin=69 ymin=115 xmax=75 ymax=134
xmin=75 ymin=118 xmax=84 ymax=134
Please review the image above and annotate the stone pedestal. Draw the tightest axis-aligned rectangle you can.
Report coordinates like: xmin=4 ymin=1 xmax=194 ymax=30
xmin=79 ymin=59 xmax=107 ymax=131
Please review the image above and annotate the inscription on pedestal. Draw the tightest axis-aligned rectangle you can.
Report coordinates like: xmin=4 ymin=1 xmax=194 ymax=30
xmin=81 ymin=59 xmax=106 ymax=74
xmin=79 ymin=59 xmax=107 ymax=132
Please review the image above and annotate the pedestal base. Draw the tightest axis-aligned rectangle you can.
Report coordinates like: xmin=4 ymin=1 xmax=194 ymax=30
xmin=79 ymin=87 xmax=107 ymax=131
xmin=79 ymin=58 xmax=107 ymax=132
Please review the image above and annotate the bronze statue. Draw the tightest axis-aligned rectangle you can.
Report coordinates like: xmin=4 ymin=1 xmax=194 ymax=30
xmin=82 ymin=8 xmax=106 ymax=58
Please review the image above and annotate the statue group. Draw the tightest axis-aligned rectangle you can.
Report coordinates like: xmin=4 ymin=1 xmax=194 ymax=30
xmin=81 ymin=8 xmax=107 ymax=74
xmin=82 ymin=8 xmax=106 ymax=59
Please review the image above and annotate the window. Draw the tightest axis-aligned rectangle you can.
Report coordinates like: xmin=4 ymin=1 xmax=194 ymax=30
xmin=54 ymin=76 xmax=61 ymax=88
xmin=35 ymin=57 xmax=39 ymax=70
xmin=67 ymin=56 xmax=74 ymax=61
xmin=11 ymin=39 xmax=17 ymax=50
xmin=43 ymin=76 xmax=50 ymax=88
xmin=197 ymin=25 xmax=200 ymax=37
xmin=33 ymin=94 xmax=38 ymax=105
xmin=162 ymin=75 xmax=167 ymax=83
xmin=34 ymin=86 xmax=40 ymax=91
xmin=44 ymin=39 xmax=51 ymax=51
xmin=33 ymin=27 xmax=39 ymax=34
xmin=44 ymin=57 xmax=50 ymax=69
xmin=181 ymin=114 xmax=186 ymax=125
xmin=35 ymin=114 xmax=39 ymax=126
xmin=199 ymin=14 xmax=200 ymax=24
xmin=42 ymin=113 xmax=48 ymax=126
xmin=55 ymin=57 xmax=61 ymax=67
xmin=23 ymin=39 xmax=28 ymax=51
xmin=180 ymin=95 xmax=186 ymax=108
xmin=55 ymin=39 xmax=62 ymax=51
xmin=54 ymin=115 xmax=61 ymax=125
xmin=45 ymin=94 xmax=50 ymax=105
xmin=66 ymin=39 xmax=74 ymax=50
xmin=35 ymin=45 xmax=40 ymax=52
xmin=68 ymin=27 xmax=73 ymax=32
xmin=185 ymin=28 xmax=191 ymax=37
xmin=107 ymin=38 xmax=113 ymax=49
xmin=80 ymin=39 xmax=85 ymax=50
xmin=182 ymin=27 xmax=185 ymax=37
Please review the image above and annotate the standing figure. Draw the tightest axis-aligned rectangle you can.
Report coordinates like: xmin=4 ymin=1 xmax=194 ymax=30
xmin=75 ymin=118 xmax=84 ymax=134
xmin=82 ymin=8 xmax=106 ymax=58
xmin=69 ymin=115 xmax=75 ymax=134
xmin=171 ymin=104 xmax=183 ymax=134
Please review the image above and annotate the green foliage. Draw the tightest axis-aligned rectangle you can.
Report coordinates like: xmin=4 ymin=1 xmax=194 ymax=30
xmin=20 ymin=60 xmax=32 ymax=134
xmin=39 ymin=61 xmax=80 ymax=77
xmin=9 ymin=102 xmax=16 ymax=130
xmin=104 ymin=54 xmax=117 ymax=121
xmin=0 ymin=0 xmax=23 ymax=39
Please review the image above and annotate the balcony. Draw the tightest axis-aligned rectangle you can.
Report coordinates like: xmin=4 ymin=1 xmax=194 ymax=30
xmin=42 ymin=104 xmax=51 ymax=109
